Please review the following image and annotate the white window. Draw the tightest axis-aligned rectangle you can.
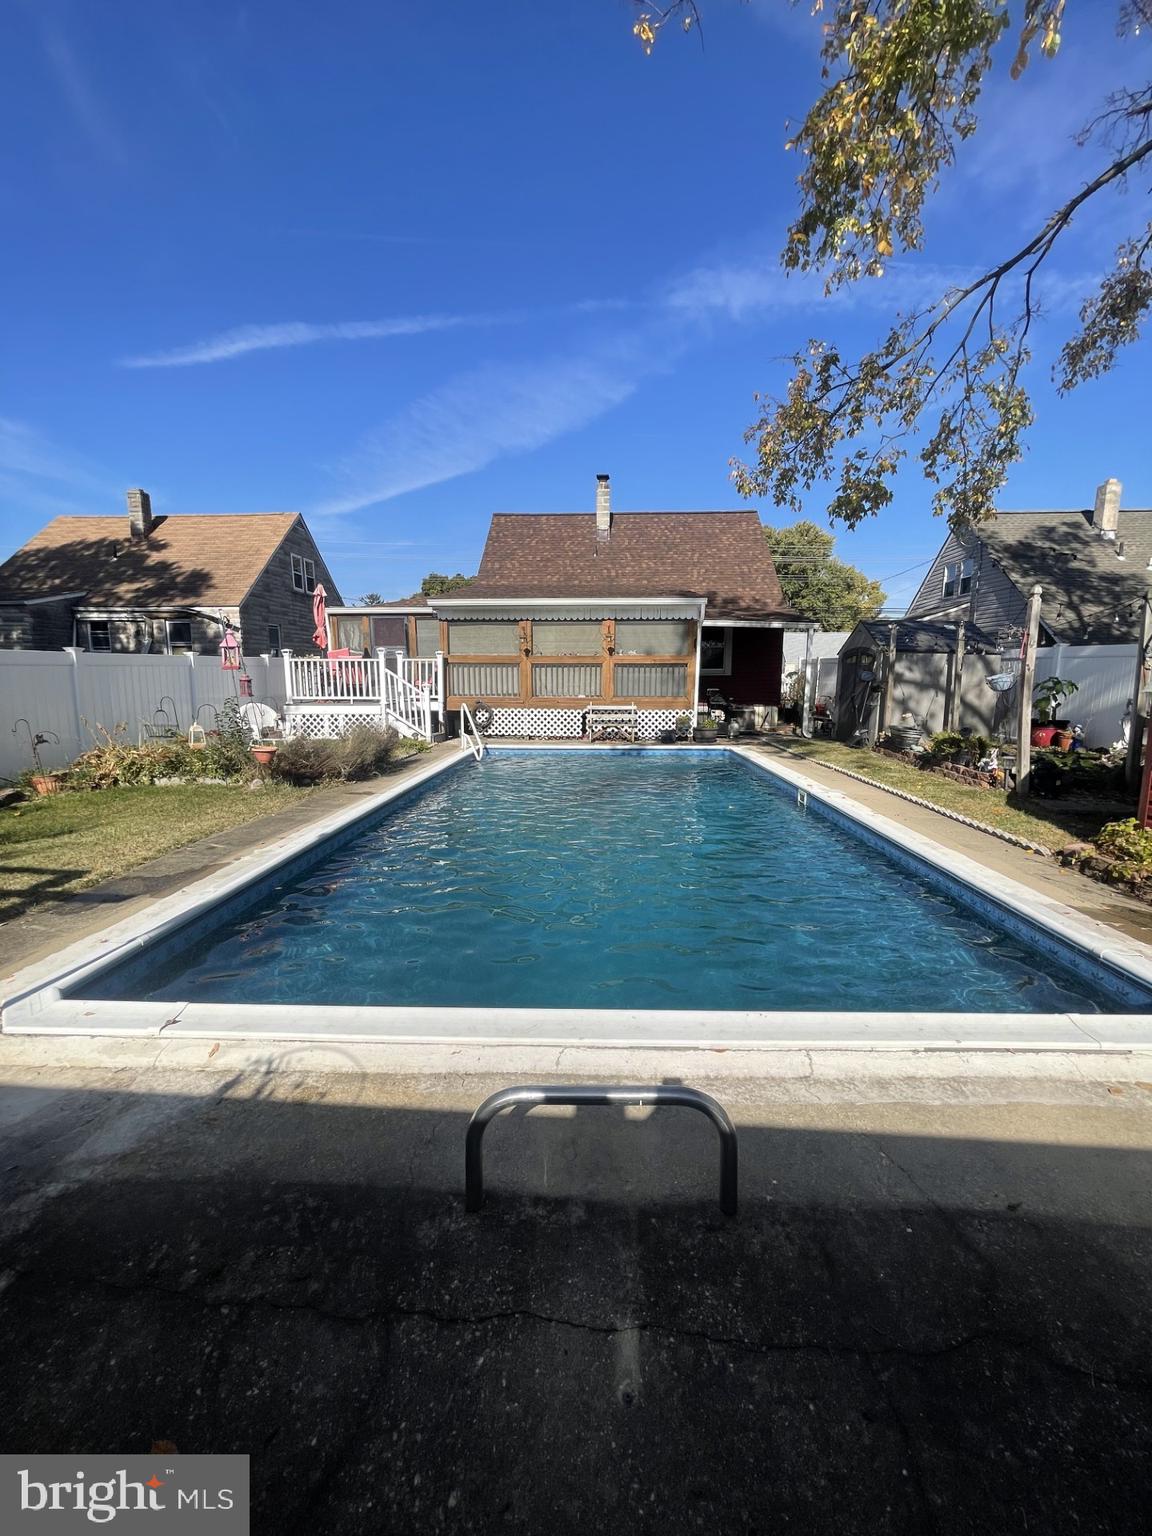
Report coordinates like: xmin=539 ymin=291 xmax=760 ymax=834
xmin=304 ymin=557 xmax=315 ymax=588
xmin=166 ymin=619 xmax=193 ymax=654
xmin=87 ymin=619 xmax=111 ymax=653
xmin=291 ymin=553 xmax=315 ymax=592
xmin=942 ymin=557 xmax=975 ymax=599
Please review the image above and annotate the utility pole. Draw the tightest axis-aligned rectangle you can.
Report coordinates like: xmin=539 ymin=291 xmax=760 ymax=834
xmin=1127 ymin=584 xmax=1152 ymax=789
xmin=1014 ymin=586 xmax=1043 ymax=797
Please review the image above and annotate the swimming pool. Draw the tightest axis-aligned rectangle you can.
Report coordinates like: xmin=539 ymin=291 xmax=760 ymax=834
xmin=75 ymin=750 xmax=1149 ymax=1016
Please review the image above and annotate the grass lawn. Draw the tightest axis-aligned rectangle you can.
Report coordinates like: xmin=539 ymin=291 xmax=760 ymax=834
xmin=0 ymin=783 xmax=313 ymax=922
xmin=774 ymin=738 xmax=1128 ymax=853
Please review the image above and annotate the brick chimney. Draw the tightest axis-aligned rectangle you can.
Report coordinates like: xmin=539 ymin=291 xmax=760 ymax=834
xmin=127 ymin=488 xmax=154 ymax=539
xmin=1092 ymin=477 xmax=1121 ymax=540
xmin=595 ymin=473 xmax=611 ymax=539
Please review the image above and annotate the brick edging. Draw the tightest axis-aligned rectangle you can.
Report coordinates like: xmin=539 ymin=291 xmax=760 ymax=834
xmin=763 ymin=746 xmax=1052 ymax=858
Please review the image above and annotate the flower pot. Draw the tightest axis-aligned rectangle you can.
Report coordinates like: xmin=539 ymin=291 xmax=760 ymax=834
xmin=693 ymin=728 xmax=719 ymax=744
xmin=1030 ymin=724 xmax=1057 ymax=748
xmin=249 ymin=744 xmax=278 ymax=767
xmin=30 ymin=774 xmax=61 ymax=796
xmin=1051 ymin=728 xmax=1074 ymax=752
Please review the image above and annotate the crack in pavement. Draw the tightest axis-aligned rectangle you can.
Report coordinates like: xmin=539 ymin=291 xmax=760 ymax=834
xmin=18 ymin=1267 xmax=1151 ymax=1396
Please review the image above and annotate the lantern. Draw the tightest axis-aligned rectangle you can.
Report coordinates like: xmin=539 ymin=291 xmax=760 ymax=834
xmin=219 ymin=628 xmax=241 ymax=671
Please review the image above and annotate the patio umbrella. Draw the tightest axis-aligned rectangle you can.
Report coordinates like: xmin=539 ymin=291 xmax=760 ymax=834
xmin=311 ymin=583 xmax=329 ymax=651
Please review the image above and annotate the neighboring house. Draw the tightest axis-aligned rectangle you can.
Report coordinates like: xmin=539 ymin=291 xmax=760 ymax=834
xmin=835 ymin=478 xmax=1151 ymax=745
xmin=423 ymin=475 xmax=806 ymax=737
xmin=0 ymin=490 xmax=342 ymax=655
xmin=903 ymin=477 xmax=1151 ymax=645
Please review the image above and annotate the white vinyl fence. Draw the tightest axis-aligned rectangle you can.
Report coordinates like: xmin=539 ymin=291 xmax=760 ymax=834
xmin=1031 ymin=642 xmax=1137 ymax=750
xmin=781 ymin=632 xmax=848 ymax=717
xmin=0 ymin=649 xmax=286 ymax=782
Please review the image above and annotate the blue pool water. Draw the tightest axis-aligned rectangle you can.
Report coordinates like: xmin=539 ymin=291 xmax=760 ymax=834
xmin=89 ymin=752 xmax=1139 ymax=1013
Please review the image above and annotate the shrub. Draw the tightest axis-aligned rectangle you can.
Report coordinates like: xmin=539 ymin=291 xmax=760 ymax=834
xmin=1094 ymin=819 xmax=1152 ymax=882
xmin=270 ymin=725 xmax=400 ymax=785
xmin=67 ymin=721 xmax=254 ymax=788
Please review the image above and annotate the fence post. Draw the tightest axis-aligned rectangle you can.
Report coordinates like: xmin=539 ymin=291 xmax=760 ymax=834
xmin=63 ymin=646 xmax=85 ymax=754
xmin=1127 ymin=586 xmax=1152 ymax=788
xmin=1015 ymin=585 xmax=1043 ymax=797
xmin=376 ymin=650 xmax=390 ymax=731
xmin=282 ymin=649 xmax=294 ymax=704
xmin=435 ymin=650 xmax=445 ymax=716
xmin=187 ymin=652 xmax=198 ymax=728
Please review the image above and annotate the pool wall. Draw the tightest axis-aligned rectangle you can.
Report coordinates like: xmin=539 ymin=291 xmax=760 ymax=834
xmin=5 ymin=743 xmax=1152 ymax=1051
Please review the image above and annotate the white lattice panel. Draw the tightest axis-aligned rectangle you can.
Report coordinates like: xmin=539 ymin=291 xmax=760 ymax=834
xmin=481 ymin=707 xmax=683 ymax=740
xmin=636 ymin=710 xmax=680 ymax=740
xmin=488 ymin=708 xmax=584 ymax=738
xmin=283 ymin=704 xmax=380 ymax=739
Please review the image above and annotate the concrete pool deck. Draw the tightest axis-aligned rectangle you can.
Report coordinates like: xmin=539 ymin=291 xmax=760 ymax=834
xmin=2 ymin=1041 xmax=1151 ymax=1532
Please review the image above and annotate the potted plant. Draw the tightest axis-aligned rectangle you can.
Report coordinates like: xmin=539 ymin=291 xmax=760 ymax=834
xmin=1031 ymin=678 xmax=1080 ymax=749
xmin=694 ymin=712 xmax=720 ymax=743
xmin=674 ymin=713 xmax=693 ymax=741
xmin=249 ymin=740 xmax=279 ymax=768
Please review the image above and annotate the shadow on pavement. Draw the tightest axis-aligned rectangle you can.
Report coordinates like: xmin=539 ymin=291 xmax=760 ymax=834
xmin=0 ymin=1075 xmax=1150 ymax=1534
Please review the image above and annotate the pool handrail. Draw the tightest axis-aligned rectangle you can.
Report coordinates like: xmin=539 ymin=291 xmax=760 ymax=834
xmin=459 ymin=701 xmax=485 ymax=760
xmin=464 ymin=1083 xmax=738 ymax=1215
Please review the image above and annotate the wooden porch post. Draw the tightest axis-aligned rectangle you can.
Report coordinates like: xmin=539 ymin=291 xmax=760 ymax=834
xmin=944 ymin=621 xmax=965 ymax=732
xmin=281 ymin=649 xmax=294 ymax=703
xmin=876 ymin=624 xmax=897 ymax=743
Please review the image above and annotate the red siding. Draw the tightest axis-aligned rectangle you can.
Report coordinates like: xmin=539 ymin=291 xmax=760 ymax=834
xmin=699 ymin=628 xmax=782 ymax=705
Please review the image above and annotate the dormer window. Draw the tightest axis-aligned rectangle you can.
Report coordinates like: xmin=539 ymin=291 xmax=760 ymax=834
xmin=942 ymin=556 xmax=974 ymax=599
xmin=291 ymin=553 xmax=316 ymax=592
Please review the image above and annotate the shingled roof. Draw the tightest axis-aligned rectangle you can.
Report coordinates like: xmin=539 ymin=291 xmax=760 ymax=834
xmin=977 ymin=508 xmax=1152 ymax=645
xmin=0 ymin=513 xmax=303 ymax=608
xmin=459 ymin=511 xmax=801 ymax=621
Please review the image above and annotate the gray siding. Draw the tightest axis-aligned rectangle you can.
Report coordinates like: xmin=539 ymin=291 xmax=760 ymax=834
xmin=905 ymin=532 xmax=1034 ymax=643
xmin=239 ymin=519 xmax=343 ymax=654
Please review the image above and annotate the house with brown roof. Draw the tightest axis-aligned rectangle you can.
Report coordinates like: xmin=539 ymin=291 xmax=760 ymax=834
xmin=417 ymin=475 xmax=806 ymax=738
xmin=0 ymin=490 xmax=342 ymax=656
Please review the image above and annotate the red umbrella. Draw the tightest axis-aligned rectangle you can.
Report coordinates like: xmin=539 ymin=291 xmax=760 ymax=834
xmin=311 ymin=583 xmax=329 ymax=651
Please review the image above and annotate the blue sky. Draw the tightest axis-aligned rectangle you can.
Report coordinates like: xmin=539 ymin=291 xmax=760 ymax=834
xmin=2 ymin=0 xmax=1149 ymax=610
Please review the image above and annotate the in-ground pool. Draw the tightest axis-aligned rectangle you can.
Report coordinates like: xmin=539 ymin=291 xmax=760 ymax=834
xmin=86 ymin=750 xmax=1146 ymax=1015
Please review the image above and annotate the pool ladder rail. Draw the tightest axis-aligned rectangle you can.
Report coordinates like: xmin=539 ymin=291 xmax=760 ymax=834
xmin=459 ymin=701 xmax=485 ymax=761
xmin=464 ymin=1084 xmax=738 ymax=1216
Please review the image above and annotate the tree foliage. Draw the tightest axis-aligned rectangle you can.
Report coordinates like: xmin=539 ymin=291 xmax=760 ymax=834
xmin=632 ymin=1 xmax=1152 ymax=532
xmin=764 ymin=519 xmax=886 ymax=630
xmin=358 ymin=591 xmax=386 ymax=605
xmin=420 ymin=571 xmax=474 ymax=594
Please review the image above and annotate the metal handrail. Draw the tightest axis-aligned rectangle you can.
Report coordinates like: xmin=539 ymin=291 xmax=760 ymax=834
xmin=459 ymin=700 xmax=485 ymax=761
xmin=465 ymin=1084 xmax=738 ymax=1215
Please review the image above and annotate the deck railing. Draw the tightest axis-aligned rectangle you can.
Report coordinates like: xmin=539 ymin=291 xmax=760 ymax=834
xmin=283 ymin=649 xmax=442 ymax=741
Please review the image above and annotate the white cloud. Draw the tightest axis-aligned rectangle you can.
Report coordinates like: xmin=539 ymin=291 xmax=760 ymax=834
xmin=22 ymin=3 xmax=129 ymax=165
xmin=314 ymin=330 xmax=673 ymax=516
xmin=121 ymin=313 xmax=497 ymax=369
xmin=0 ymin=417 xmax=109 ymax=494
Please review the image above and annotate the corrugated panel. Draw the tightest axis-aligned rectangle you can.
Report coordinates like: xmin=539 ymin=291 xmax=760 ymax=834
xmin=531 ymin=663 xmax=601 ymax=698
xmin=613 ymin=663 xmax=688 ymax=698
xmin=447 ymin=662 xmax=520 ymax=697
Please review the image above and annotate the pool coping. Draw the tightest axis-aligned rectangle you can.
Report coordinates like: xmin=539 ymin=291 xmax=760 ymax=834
xmin=4 ymin=742 xmax=1152 ymax=1052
